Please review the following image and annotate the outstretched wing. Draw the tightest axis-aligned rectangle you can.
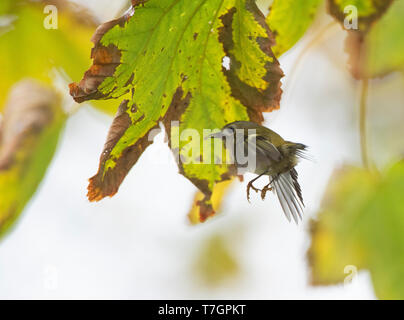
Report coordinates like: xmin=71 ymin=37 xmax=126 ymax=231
xmin=247 ymin=135 xmax=282 ymax=162
xmin=272 ymin=169 xmax=304 ymax=224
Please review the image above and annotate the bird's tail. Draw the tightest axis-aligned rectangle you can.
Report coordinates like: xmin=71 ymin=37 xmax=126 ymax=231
xmin=284 ymin=142 xmax=314 ymax=162
xmin=295 ymin=144 xmax=314 ymax=162
xmin=272 ymin=168 xmax=304 ymax=224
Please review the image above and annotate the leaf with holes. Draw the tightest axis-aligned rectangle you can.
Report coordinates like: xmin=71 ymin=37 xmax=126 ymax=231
xmin=70 ymin=0 xmax=283 ymax=222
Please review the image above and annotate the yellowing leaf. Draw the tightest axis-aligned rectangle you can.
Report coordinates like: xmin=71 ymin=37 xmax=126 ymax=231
xmin=0 ymin=80 xmax=66 ymax=239
xmin=70 ymin=0 xmax=283 ymax=220
xmin=363 ymin=0 xmax=404 ymax=77
xmin=309 ymin=163 xmax=404 ymax=299
xmin=267 ymin=0 xmax=323 ymax=57
xmin=329 ymin=0 xmax=387 ymax=18
xmin=193 ymin=234 xmax=239 ymax=286
xmin=327 ymin=0 xmax=394 ymax=78
xmin=188 ymin=178 xmax=235 ymax=224
xmin=0 ymin=0 xmax=116 ymax=114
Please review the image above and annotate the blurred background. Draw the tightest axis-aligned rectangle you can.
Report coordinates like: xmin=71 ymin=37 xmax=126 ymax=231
xmin=0 ymin=0 xmax=403 ymax=299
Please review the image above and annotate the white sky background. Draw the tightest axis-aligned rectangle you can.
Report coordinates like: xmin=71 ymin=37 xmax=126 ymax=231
xmin=4 ymin=0 xmax=404 ymax=299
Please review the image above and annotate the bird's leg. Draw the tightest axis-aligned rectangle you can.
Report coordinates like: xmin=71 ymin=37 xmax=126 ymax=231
xmin=247 ymin=173 xmax=266 ymax=203
xmin=261 ymin=176 xmax=275 ymax=200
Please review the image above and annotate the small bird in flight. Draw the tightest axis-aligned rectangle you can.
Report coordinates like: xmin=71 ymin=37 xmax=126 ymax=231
xmin=208 ymin=121 xmax=308 ymax=224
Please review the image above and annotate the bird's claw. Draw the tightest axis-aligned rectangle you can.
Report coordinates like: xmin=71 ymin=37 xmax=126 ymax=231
xmin=247 ymin=181 xmax=260 ymax=203
xmin=260 ymin=186 xmax=273 ymax=200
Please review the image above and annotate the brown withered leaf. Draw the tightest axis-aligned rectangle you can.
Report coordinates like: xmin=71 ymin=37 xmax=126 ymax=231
xmin=68 ymin=12 xmax=131 ymax=103
xmin=188 ymin=179 xmax=237 ymax=224
xmin=219 ymin=6 xmax=283 ymax=123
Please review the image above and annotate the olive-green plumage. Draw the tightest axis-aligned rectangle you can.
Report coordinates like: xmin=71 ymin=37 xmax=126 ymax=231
xmin=210 ymin=121 xmax=308 ymax=223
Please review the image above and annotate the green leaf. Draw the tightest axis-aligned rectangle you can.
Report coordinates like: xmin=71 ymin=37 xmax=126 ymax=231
xmin=0 ymin=80 xmax=66 ymax=239
xmin=327 ymin=0 xmax=394 ymax=78
xmin=266 ymin=0 xmax=323 ymax=57
xmin=309 ymin=162 xmax=404 ymax=299
xmin=0 ymin=0 xmax=116 ymax=114
xmin=70 ymin=0 xmax=283 ymax=221
xmin=329 ymin=0 xmax=388 ymax=18
xmin=0 ymin=1 xmax=12 ymax=15
xmin=363 ymin=0 xmax=404 ymax=77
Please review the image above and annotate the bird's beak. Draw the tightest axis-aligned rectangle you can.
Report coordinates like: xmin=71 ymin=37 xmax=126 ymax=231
xmin=204 ymin=131 xmax=224 ymax=140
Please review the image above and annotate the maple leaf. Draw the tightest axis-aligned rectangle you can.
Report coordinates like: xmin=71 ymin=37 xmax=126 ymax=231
xmin=70 ymin=0 xmax=283 ymax=222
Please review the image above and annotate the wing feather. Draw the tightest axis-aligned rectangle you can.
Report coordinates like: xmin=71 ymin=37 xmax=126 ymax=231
xmin=273 ymin=179 xmax=292 ymax=222
xmin=279 ymin=174 xmax=303 ymax=221
xmin=272 ymin=170 xmax=305 ymax=224
xmin=247 ymin=135 xmax=282 ymax=162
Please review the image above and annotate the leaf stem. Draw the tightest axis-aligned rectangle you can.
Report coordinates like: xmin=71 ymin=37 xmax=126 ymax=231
xmin=359 ymin=78 xmax=369 ymax=169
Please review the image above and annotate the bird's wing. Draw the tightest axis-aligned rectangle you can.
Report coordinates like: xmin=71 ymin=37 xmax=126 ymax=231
xmin=272 ymin=170 xmax=304 ymax=224
xmin=246 ymin=135 xmax=282 ymax=162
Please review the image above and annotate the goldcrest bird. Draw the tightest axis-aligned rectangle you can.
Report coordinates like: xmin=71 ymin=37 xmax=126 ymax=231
xmin=208 ymin=121 xmax=308 ymax=223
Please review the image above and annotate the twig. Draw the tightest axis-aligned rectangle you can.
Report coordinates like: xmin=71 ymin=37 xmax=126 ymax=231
xmin=359 ymin=78 xmax=369 ymax=169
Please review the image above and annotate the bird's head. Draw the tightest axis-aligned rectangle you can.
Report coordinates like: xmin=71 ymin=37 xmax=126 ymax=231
xmin=205 ymin=123 xmax=237 ymax=140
